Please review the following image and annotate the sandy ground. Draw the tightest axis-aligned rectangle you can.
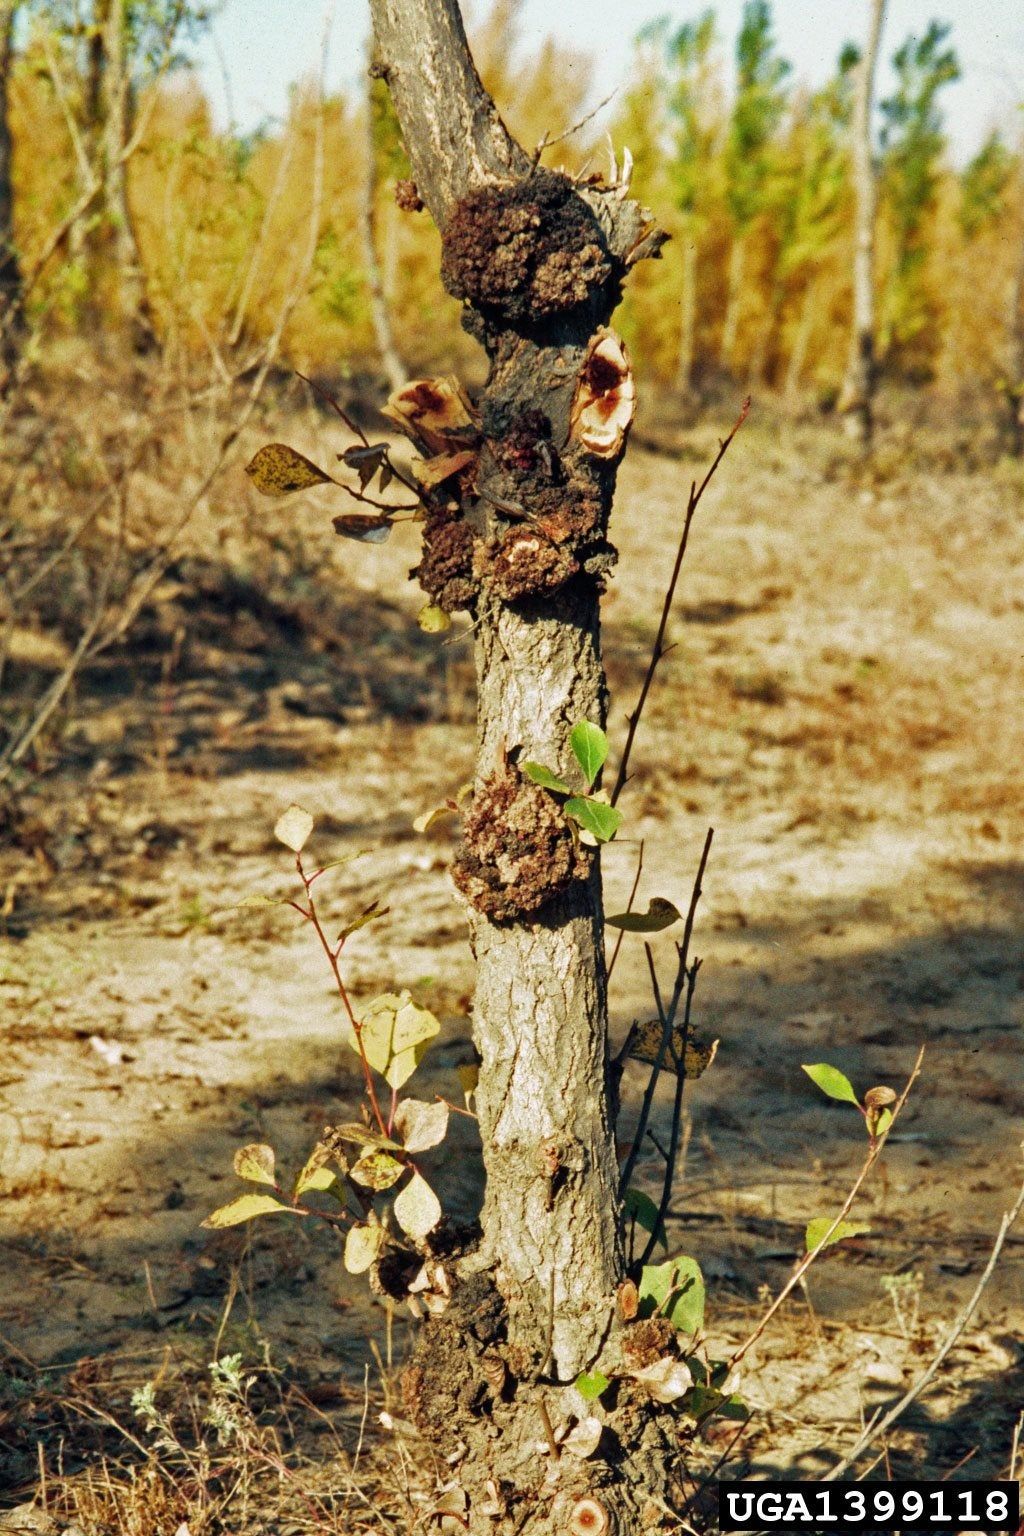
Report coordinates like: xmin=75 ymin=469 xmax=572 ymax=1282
xmin=2 ymin=405 xmax=1023 ymax=1500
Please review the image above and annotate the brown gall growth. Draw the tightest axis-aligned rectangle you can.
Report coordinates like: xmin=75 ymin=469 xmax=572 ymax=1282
xmin=441 ymin=169 xmax=616 ymax=326
xmin=480 ymin=526 xmax=579 ymax=604
xmin=414 ymin=511 xmax=478 ymax=613
xmin=452 ymin=759 xmax=589 ymax=921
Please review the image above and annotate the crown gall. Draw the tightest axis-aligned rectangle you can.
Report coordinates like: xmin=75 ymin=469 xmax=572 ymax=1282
xmin=440 ymin=170 xmax=616 ymax=326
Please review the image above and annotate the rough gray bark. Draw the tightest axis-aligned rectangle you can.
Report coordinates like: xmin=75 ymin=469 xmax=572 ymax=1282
xmin=839 ymin=0 xmax=887 ymax=444
xmin=0 ymin=0 xmax=22 ymax=368
xmin=370 ymin=3 xmax=676 ymax=1532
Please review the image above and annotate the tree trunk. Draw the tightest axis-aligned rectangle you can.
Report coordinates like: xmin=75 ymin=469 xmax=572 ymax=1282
xmin=784 ymin=276 xmax=819 ymax=400
xmin=361 ymin=64 xmax=406 ymax=392
xmin=369 ymin=3 xmax=675 ymax=1530
xmin=0 ymin=0 xmax=22 ymax=371
xmin=719 ymin=233 xmax=745 ymax=372
xmin=85 ymin=0 xmax=150 ymax=346
xmin=1001 ymin=160 xmax=1024 ymax=456
xmin=674 ymin=228 xmax=698 ymax=395
xmin=838 ymin=0 xmax=886 ymax=445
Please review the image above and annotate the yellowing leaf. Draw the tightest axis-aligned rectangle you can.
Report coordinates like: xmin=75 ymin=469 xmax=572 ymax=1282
xmin=350 ymin=993 xmax=441 ymax=1090
xmin=246 ymin=443 xmax=334 ymax=497
xmin=294 ymin=1140 xmax=344 ymax=1198
xmin=625 ymin=1020 xmax=719 ymax=1080
xmin=417 ymin=603 xmax=452 ymax=634
xmin=350 ymin=1151 xmax=405 ymax=1190
xmin=325 ymin=1122 xmax=403 ymax=1152
xmin=394 ymin=1098 xmax=449 ymax=1153
xmin=233 ymin=1143 xmax=276 ymax=1186
xmin=202 ymin=1193 xmax=288 ymax=1229
xmin=413 ymin=802 xmax=457 ymax=834
xmin=805 ymin=1217 xmax=871 ymax=1255
xmin=393 ymin=1171 xmax=442 ymax=1240
xmin=344 ymin=1221 xmax=386 ymax=1274
xmin=295 ymin=1163 xmax=337 ymax=1197
xmin=332 ymin=513 xmax=392 ymax=543
xmin=274 ymin=804 xmax=314 ymax=853
xmin=562 ymin=1417 xmax=603 ymax=1458
xmin=606 ymin=898 xmax=681 ymax=933
xmin=632 ymin=1356 xmax=693 ymax=1404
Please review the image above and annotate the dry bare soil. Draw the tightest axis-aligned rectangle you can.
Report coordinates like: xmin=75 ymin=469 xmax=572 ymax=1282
xmin=2 ymin=395 xmax=1023 ymax=1521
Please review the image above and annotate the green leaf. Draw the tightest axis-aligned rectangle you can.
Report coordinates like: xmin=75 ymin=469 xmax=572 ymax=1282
xmin=202 ymin=1193 xmax=288 ymax=1229
xmin=624 ymin=1187 xmax=668 ymax=1251
xmin=393 ymin=1171 xmax=442 ymax=1239
xmin=246 ymin=443 xmax=335 ymax=497
xmin=274 ymin=804 xmax=314 ymax=853
xmin=801 ymin=1062 xmax=860 ymax=1106
xmin=565 ymin=797 xmax=623 ymax=843
xmin=570 ymin=721 xmax=608 ymax=788
xmin=606 ymin=898 xmax=681 ymax=933
xmin=232 ymin=1143 xmax=276 ymax=1186
xmin=574 ymin=1370 xmax=611 ymax=1402
xmin=638 ymin=1256 xmax=705 ymax=1334
xmin=805 ymin=1217 xmax=871 ymax=1255
xmin=522 ymin=762 xmax=572 ymax=795
xmin=873 ymin=1107 xmax=893 ymax=1140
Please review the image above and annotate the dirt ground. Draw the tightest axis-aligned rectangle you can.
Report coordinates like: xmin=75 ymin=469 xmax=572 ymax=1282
xmin=2 ymin=397 xmax=1023 ymax=1515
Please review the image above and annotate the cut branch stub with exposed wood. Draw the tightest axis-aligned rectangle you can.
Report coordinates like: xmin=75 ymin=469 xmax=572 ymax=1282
xmin=368 ymin=2 xmax=673 ymax=1531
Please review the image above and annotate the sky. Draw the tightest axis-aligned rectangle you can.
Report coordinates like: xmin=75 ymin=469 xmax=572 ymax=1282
xmin=188 ymin=0 xmax=1024 ymax=166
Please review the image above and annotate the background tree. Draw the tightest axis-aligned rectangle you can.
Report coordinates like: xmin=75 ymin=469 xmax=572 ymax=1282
xmin=0 ymin=0 xmax=22 ymax=370
xmin=654 ymin=10 xmax=719 ymax=394
xmin=876 ymin=20 xmax=959 ymax=378
xmin=838 ymin=0 xmax=886 ymax=442
xmin=361 ymin=60 xmax=407 ymax=392
xmin=777 ymin=49 xmax=857 ymax=397
xmin=720 ymin=0 xmax=790 ymax=371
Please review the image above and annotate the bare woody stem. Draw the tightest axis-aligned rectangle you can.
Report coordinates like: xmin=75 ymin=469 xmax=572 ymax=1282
xmin=297 ymin=856 xmax=389 ymax=1137
xmin=728 ymin=1043 xmax=926 ymax=1370
xmin=610 ymin=400 xmax=750 ymax=808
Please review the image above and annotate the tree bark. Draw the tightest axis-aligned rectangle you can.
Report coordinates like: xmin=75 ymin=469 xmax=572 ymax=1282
xmin=361 ymin=64 xmax=406 ymax=392
xmin=838 ymin=0 xmax=887 ymax=444
xmin=0 ymin=0 xmax=22 ymax=370
xmin=370 ymin=3 xmax=675 ymax=1530
xmin=674 ymin=227 xmax=698 ymax=395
